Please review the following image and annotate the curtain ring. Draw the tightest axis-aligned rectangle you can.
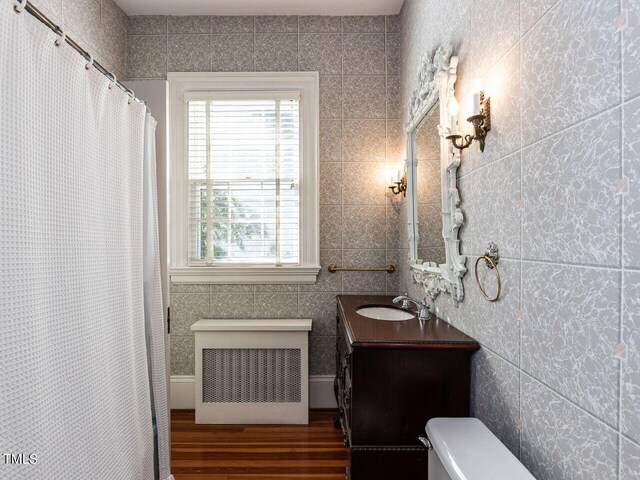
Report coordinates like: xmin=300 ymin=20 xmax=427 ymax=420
xmin=85 ymin=52 xmax=93 ymax=70
xmin=474 ymin=255 xmax=501 ymax=302
xmin=127 ymin=90 xmax=135 ymax=104
xmin=106 ymin=72 xmax=117 ymax=90
xmin=54 ymin=27 xmax=66 ymax=46
xmin=13 ymin=0 xmax=26 ymax=13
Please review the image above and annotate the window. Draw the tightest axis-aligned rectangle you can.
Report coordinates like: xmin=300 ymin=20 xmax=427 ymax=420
xmin=169 ymin=73 xmax=319 ymax=284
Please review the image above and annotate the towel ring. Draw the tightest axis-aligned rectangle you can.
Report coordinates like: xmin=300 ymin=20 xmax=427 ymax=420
xmin=13 ymin=0 xmax=26 ymax=13
xmin=474 ymin=243 xmax=501 ymax=302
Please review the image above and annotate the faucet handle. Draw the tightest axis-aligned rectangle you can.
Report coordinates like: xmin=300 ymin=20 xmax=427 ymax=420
xmin=422 ymin=297 xmax=430 ymax=310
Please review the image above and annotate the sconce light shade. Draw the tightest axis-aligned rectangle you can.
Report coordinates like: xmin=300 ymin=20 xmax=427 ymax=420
xmin=446 ymin=90 xmax=491 ymax=152
xmin=388 ymin=166 xmax=407 ymax=197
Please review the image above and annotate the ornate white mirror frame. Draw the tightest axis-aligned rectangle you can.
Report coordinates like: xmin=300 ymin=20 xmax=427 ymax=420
xmin=405 ymin=45 xmax=467 ymax=304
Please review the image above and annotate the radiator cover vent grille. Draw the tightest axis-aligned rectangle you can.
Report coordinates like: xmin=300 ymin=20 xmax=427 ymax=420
xmin=202 ymin=348 xmax=302 ymax=403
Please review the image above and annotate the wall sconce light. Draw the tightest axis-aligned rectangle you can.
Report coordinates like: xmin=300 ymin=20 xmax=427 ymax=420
xmin=446 ymin=89 xmax=492 ymax=152
xmin=388 ymin=166 xmax=407 ymax=196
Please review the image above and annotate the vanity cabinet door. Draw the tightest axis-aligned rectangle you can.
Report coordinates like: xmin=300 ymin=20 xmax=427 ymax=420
xmin=335 ymin=316 xmax=353 ymax=445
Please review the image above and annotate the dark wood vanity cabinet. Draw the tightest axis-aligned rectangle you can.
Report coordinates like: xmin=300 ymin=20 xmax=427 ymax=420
xmin=335 ymin=295 xmax=480 ymax=480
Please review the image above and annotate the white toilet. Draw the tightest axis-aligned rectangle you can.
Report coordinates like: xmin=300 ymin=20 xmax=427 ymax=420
xmin=423 ymin=418 xmax=535 ymax=480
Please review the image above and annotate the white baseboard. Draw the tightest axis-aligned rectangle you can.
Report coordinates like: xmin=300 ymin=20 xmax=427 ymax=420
xmin=170 ymin=374 xmax=336 ymax=410
xmin=169 ymin=376 xmax=196 ymax=409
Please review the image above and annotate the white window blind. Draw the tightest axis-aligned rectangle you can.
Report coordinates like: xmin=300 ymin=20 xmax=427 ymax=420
xmin=187 ymin=94 xmax=301 ymax=266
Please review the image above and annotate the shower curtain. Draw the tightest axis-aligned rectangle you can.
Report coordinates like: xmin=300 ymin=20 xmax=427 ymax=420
xmin=0 ymin=3 xmax=171 ymax=479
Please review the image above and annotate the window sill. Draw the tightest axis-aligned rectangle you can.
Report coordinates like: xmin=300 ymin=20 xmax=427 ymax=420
xmin=170 ymin=265 xmax=321 ymax=285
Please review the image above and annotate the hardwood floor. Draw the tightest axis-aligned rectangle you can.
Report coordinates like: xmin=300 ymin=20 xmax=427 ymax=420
xmin=170 ymin=410 xmax=349 ymax=480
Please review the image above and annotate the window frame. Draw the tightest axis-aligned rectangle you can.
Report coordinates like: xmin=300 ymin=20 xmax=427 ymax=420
xmin=168 ymin=72 xmax=320 ymax=284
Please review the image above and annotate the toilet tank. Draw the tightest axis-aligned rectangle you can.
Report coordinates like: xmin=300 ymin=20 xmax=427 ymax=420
xmin=425 ymin=418 xmax=535 ymax=480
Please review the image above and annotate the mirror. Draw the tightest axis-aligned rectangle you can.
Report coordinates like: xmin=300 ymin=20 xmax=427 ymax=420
xmin=405 ymin=46 xmax=467 ymax=304
xmin=414 ymin=103 xmax=446 ymax=267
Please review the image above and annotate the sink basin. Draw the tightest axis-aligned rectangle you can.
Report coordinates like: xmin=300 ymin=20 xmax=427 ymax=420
xmin=356 ymin=306 xmax=415 ymax=321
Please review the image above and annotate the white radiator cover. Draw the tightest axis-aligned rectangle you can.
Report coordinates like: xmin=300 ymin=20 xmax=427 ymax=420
xmin=191 ymin=319 xmax=312 ymax=424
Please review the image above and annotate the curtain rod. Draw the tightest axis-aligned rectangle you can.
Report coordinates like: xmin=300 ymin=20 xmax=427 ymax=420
xmin=12 ymin=0 xmax=146 ymax=110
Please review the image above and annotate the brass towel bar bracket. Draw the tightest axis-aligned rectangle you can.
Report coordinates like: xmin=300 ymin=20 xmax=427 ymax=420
xmin=327 ymin=263 xmax=395 ymax=273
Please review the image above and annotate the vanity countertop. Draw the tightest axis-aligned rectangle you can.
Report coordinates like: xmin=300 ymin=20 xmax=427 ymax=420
xmin=337 ymin=295 xmax=479 ymax=350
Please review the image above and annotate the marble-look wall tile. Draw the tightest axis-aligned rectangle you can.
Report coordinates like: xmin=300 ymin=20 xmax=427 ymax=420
xmin=623 ymin=0 xmax=640 ymax=99
xmin=319 ymin=162 xmax=342 ymax=205
xmin=520 ymin=0 xmax=620 ymax=145
xmin=521 ymin=263 xmax=620 ymax=425
xmin=210 ymin=293 xmax=255 ymax=319
xmin=399 ymin=1 xmax=635 ymax=478
xmin=343 ymin=34 xmax=385 ymax=75
xmin=386 ymin=119 xmax=405 ymax=163
xmin=386 ymin=76 xmax=402 ymax=119
xmin=167 ymin=34 xmax=210 ymax=72
xmin=300 ymin=250 xmax=343 ymax=293
xmin=210 ymin=16 xmax=254 ymax=34
xmin=460 ymin=47 xmax=521 ymax=175
xmin=386 ymin=33 xmax=401 ymax=76
xmin=519 ymin=0 xmax=559 ymax=34
xmin=254 ymin=293 xmax=299 ymax=318
xmin=319 ymin=76 xmax=342 ymax=119
xmin=126 ymin=35 xmax=167 ymax=79
xmin=309 ymin=336 xmax=336 ymax=375
xmin=521 ymin=109 xmax=621 ymax=267
xmin=623 ymin=97 xmax=640 ymax=268
xmin=520 ymin=376 xmax=618 ymax=480
xmin=342 ymin=162 xmax=386 ymax=205
xmin=170 ymin=282 xmax=209 ymax=294
xmin=472 ymin=349 xmax=520 ymax=456
xmin=299 ymin=16 xmax=342 ymax=33
xmin=170 ymin=293 xmax=210 ymax=335
xmin=170 ymin=335 xmax=195 ymax=375
xmin=63 ymin=0 xmax=101 ymax=50
xmin=343 ymin=249 xmax=387 ymax=293
xmin=255 ymin=33 xmax=298 ymax=71
xmin=384 ymin=248 xmax=404 ymax=294
xmin=209 ymin=284 xmax=255 ymax=294
xmin=168 ymin=16 xmax=210 ymax=34
xmin=459 ymin=152 xmax=521 ymax=259
xmin=343 ymin=76 xmax=386 ymax=119
xmin=255 ymin=284 xmax=299 ymax=292
xmin=210 ymin=34 xmax=255 ymax=72
xmin=254 ymin=15 xmax=298 ymax=33
xmin=319 ymin=119 xmax=342 ymax=162
xmin=127 ymin=15 xmax=167 ymax=35
xmin=342 ymin=119 xmax=386 ymax=162
xmin=447 ymin=258 xmax=521 ymax=364
xmin=299 ymin=292 xmax=338 ymax=336
xmin=342 ymin=206 xmax=386 ymax=249
xmin=319 ymin=205 xmax=342 ymax=249
xmin=621 ymin=437 xmax=640 ymax=480
xmin=385 ymin=15 xmax=401 ymax=34
xmin=453 ymin=0 xmax=519 ymax=98
xmin=622 ymin=271 xmax=640 ymax=442
xmin=342 ymin=16 xmax=385 ymax=33
xmin=298 ymin=34 xmax=342 ymax=75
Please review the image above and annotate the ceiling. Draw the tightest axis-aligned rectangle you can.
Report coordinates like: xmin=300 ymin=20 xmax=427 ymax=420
xmin=115 ymin=0 xmax=404 ymax=16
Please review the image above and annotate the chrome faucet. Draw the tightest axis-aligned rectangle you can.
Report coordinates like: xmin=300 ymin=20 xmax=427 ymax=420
xmin=392 ymin=293 xmax=431 ymax=321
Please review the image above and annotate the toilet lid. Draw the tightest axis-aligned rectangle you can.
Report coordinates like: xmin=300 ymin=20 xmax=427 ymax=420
xmin=426 ymin=418 xmax=535 ymax=480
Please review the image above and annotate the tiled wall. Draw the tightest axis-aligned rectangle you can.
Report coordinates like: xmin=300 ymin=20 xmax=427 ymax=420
xmin=29 ymin=0 xmax=127 ymax=79
xmin=399 ymin=0 xmax=640 ymax=478
xmin=123 ymin=15 xmax=403 ymax=376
